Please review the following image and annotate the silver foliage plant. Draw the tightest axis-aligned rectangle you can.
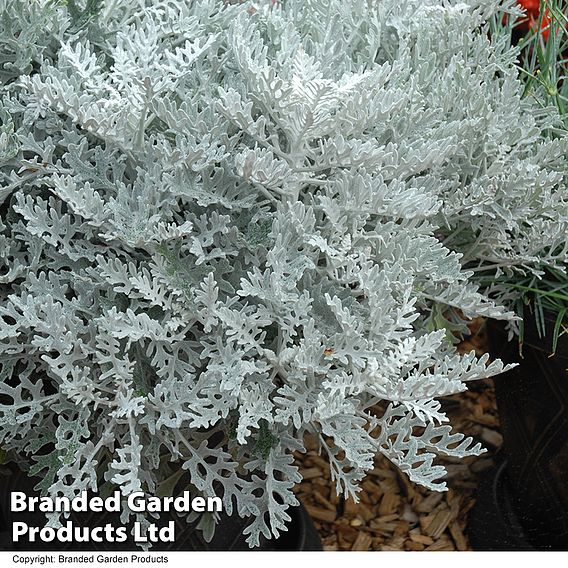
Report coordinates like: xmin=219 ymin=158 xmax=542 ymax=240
xmin=1 ymin=0 xmax=564 ymax=546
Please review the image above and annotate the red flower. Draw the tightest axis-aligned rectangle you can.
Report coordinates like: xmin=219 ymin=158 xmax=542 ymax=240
xmin=518 ymin=0 xmax=540 ymax=18
xmin=517 ymin=0 xmax=551 ymax=40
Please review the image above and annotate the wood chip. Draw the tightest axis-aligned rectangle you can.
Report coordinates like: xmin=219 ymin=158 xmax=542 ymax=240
xmin=358 ymin=504 xmax=376 ymax=522
xmin=323 ymin=543 xmax=339 ymax=551
xmin=301 ymin=467 xmax=323 ymax=480
xmin=470 ymin=458 xmax=495 ymax=474
xmin=447 ymin=490 xmax=462 ymax=518
xmin=472 ymin=406 xmax=499 ymax=427
xmin=393 ymin=520 xmax=410 ymax=538
xmin=344 ymin=497 xmax=359 ymax=516
xmin=445 ymin=464 xmax=472 ymax=480
xmin=401 ymin=504 xmax=419 ymax=523
xmin=378 ymin=493 xmax=400 ymax=516
xmin=308 ymin=455 xmax=330 ymax=469
xmin=368 ymin=467 xmax=397 ymax=479
xmin=383 ymin=535 xmax=406 ymax=550
xmin=313 ymin=490 xmax=336 ymax=512
xmin=371 ymin=514 xmax=399 ymax=524
xmin=304 ymin=504 xmax=336 ymax=523
xmin=421 ymin=507 xmax=454 ymax=539
xmin=480 ymin=427 xmax=503 ymax=448
xmin=425 ymin=538 xmax=456 ymax=551
xmin=415 ymin=492 xmax=444 ymax=513
xmin=406 ymin=541 xmax=425 ymax=551
xmin=449 ymin=522 xmax=468 ymax=551
xmin=409 ymin=533 xmax=434 ymax=545
xmin=338 ymin=534 xmax=354 ymax=549
xmin=329 ymin=489 xmax=339 ymax=505
xmin=352 ymin=532 xmax=373 ymax=551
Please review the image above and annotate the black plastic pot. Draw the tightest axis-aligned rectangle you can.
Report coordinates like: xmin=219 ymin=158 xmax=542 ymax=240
xmin=468 ymin=312 xmax=568 ymax=550
xmin=0 ymin=462 xmax=322 ymax=551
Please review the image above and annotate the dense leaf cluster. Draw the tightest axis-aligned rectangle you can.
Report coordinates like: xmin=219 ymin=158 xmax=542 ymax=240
xmin=1 ymin=0 xmax=565 ymax=546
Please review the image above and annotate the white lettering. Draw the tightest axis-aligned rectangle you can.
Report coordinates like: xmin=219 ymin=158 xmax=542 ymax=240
xmin=10 ymin=492 xmax=27 ymax=512
xmin=159 ymin=521 xmax=175 ymax=542
xmin=90 ymin=496 xmax=103 ymax=512
xmin=133 ymin=522 xmax=147 ymax=542
xmin=192 ymin=497 xmax=205 ymax=512
xmin=12 ymin=522 xmax=28 ymax=541
xmin=128 ymin=492 xmax=146 ymax=513
xmin=208 ymin=496 xmax=222 ymax=512
xmin=105 ymin=491 xmax=120 ymax=512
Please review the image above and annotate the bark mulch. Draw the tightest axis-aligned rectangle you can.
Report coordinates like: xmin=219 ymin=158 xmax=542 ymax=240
xmin=294 ymin=318 xmax=502 ymax=551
